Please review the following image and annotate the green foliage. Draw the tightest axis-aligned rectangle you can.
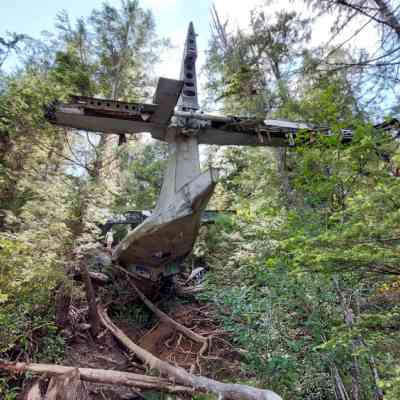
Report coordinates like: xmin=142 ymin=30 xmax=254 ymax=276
xmin=0 ymin=67 xmax=76 ymax=365
xmin=0 ymin=377 xmax=19 ymax=400
xmin=88 ymin=0 xmax=159 ymax=99
xmin=200 ymin=216 xmax=337 ymax=399
xmin=50 ymin=49 xmax=96 ymax=95
xmin=192 ymin=394 xmax=217 ymax=400
xmin=206 ymin=8 xmax=311 ymax=115
xmin=116 ymin=140 xmax=167 ymax=210
xmin=1 ymin=1 xmax=400 ymax=399
xmin=378 ymin=366 xmax=400 ymax=400
xmin=0 ymin=174 xmax=74 ymax=355
xmin=0 ymin=0 xmax=165 ymax=396
xmin=111 ymin=302 xmax=153 ymax=327
xmin=201 ymin=66 xmax=400 ymax=398
xmin=272 ymin=81 xmax=400 ymax=277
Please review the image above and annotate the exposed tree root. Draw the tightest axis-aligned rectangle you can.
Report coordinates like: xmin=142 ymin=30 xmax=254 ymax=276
xmin=0 ymin=361 xmax=192 ymax=394
xmin=98 ymin=305 xmax=282 ymax=400
xmin=115 ymin=264 xmax=208 ymax=372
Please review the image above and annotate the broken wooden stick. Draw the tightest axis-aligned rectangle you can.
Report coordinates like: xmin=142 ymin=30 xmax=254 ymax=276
xmin=44 ymin=368 xmax=87 ymax=400
xmin=98 ymin=305 xmax=282 ymax=400
xmin=24 ymin=381 xmax=42 ymax=400
xmin=0 ymin=361 xmax=192 ymax=394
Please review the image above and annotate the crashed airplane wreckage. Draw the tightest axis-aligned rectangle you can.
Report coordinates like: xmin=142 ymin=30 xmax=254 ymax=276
xmin=45 ymin=22 xmax=396 ymax=281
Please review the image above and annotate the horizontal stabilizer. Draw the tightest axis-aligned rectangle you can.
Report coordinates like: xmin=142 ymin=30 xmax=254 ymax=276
xmin=45 ymin=79 xmax=183 ymax=137
xmin=171 ymin=112 xmax=353 ymax=146
xmin=152 ymin=78 xmax=184 ymax=125
xmin=50 ymin=110 xmax=164 ymax=136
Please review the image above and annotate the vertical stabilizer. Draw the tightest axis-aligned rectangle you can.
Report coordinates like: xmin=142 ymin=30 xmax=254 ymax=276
xmin=177 ymin=22 xmax=199 ymax=111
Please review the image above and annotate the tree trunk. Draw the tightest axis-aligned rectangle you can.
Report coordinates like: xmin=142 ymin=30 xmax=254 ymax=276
xmin=362 ymin=340 xmax=384 ymax=400
xmin=275 ymin=147 xmax=293 ymax=206
xmin=330 ymin=362 xmax=350 ymax=400
xmin=23 ymin=381 xmax=42 ymax=400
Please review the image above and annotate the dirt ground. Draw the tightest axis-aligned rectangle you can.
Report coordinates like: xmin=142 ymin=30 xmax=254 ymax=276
xmin=57 ymin=282 xmax=244 ymax=400
xmin=14 ymin=264 xmax=247 ymax=400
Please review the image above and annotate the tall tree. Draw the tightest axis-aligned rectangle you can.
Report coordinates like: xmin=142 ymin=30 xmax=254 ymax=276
xmin=208 ymin=7 xmax=311 ymax=116
xmin=89 ymin=0 xmax=157 ymax=101
xmin=207 ymin=6 xmax=312 ymax=204
xmin=0 ymin=32 xmax=26 ymax=68
xmin=304 ymin=0 xmax=400 ymax=112
xmin=53 ymin=1 xmax=160 ymax=182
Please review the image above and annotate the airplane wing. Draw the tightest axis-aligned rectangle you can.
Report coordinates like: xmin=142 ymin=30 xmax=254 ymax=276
xmin=175 ymin=113 xmax=351 ymax=146
xmin=45 ymin=78 xmax=183 ymax=141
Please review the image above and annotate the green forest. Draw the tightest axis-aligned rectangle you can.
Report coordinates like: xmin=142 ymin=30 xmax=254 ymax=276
xmin=1 ymin=0 xmax=400 ymax=399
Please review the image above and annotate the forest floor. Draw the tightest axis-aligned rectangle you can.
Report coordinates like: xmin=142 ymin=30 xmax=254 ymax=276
xmin=50 ymin=266 xmax=245 ymax=400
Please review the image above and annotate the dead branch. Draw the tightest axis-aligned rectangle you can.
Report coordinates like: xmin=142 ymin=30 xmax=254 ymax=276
xmin=97 ymin=305 xmax=282 ymax=400
xmin=45 ymin=368 xmax=88 ymax=400
xmin=24 ymin=381 xmax=42 ymax=400
xmin=0 ymin=361 xmax=191 ymax=394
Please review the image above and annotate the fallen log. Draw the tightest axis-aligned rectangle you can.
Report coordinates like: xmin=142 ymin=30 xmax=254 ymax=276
xmin=0 ymin=361 xmax=192 ymax=394
xmin=98 ymin=305 xmax=282 ymax=400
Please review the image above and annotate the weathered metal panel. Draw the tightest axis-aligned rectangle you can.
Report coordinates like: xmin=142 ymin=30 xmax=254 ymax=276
xmin=51 ymin=110 xmax=164 ymax=136
xmin=264 ymin=119 xmax=312 ymax=130
xmin=151 ymin=78 xmax=184 ymax=126
xmin=198 ymin=127 xmax=286 ymax=146
xmin=69 ymin=95 xmax=158 ymax=115
xmin=112 ymin=167 xmax=217 ymax=280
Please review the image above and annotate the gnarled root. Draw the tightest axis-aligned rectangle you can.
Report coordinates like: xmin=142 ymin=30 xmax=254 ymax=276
xmin=114 ymin=264 xmax=208 ymax=373
xmin=98 ymin=305 xmax=282 ymax=400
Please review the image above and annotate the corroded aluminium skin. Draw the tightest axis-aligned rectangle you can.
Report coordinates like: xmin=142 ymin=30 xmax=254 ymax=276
xmin=113 ymin=23 xmax=216 ymax=279
xmin=45 ymin=22 xmax=359 ymax=280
